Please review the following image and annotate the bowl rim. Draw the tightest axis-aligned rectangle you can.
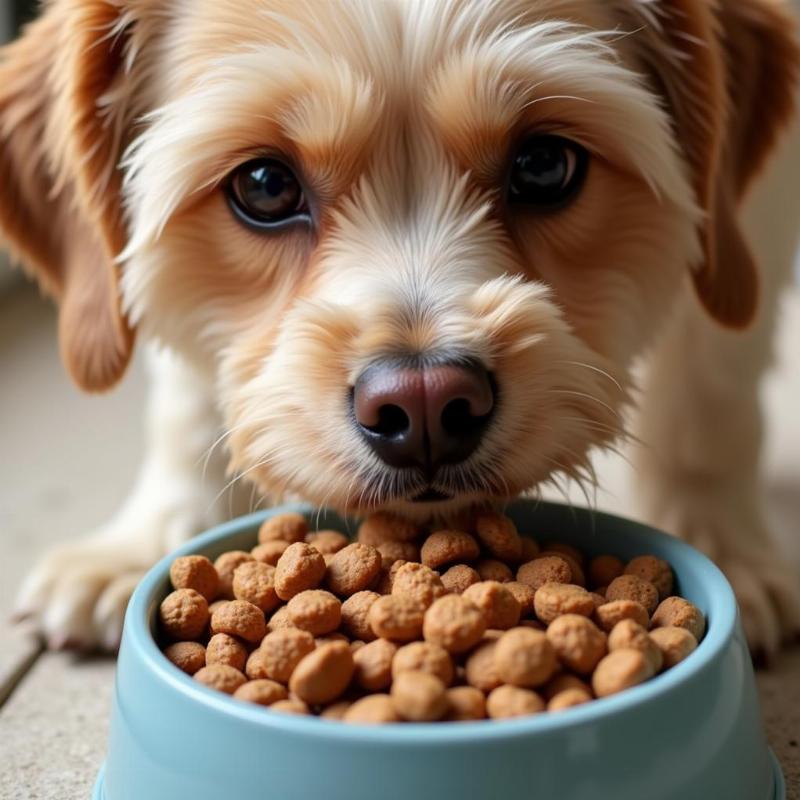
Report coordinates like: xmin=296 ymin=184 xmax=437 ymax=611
xmin=125 ymin=500 xmax=738 ymax=745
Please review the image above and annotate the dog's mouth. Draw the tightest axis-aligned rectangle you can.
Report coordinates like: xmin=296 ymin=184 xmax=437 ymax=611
xmin=409 ymin=487 xmax=453 ymax=503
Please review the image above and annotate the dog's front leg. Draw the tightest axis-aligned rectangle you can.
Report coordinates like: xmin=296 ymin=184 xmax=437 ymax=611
xmin=634 ymin=128 xmax=800 ymax=659
xmin=14 ymin=345 xmax=231 ymax=650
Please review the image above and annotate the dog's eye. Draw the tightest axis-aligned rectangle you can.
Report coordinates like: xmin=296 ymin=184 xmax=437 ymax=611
xmin=507 ymin=135 xmax=588 ymax=209
xmin=227 ymin=158 xmax=308 ymax=228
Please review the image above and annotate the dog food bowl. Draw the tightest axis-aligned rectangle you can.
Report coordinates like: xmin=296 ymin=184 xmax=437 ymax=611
xmin=93 ymin=500 xmax=784 ymax=800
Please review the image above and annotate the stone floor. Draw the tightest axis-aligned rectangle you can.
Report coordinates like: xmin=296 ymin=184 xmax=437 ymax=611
xmin=0 ymin=282 xmax=798 ymax=799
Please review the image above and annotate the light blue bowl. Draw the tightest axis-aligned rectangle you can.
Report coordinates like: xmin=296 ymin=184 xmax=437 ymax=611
xmin=94 ymin=501 xmax=784 ymax=800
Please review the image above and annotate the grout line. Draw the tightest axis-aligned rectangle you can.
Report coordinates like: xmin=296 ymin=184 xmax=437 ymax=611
xmin=0 ymin=639 xmax=45 ymax=711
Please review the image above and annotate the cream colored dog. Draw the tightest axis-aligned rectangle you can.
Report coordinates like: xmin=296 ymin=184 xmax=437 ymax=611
xmin=1 ymin=0 xmax=798 ymax=657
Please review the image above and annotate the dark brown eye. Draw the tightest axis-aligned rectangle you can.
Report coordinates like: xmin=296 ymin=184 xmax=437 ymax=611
xmin=227 ymin=158 xmax=308 ymax=228
xmin=507 ymin=135 xmax=588 ymax=209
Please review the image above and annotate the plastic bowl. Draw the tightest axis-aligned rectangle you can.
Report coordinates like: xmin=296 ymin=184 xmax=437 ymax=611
xmin=93 ymin=500 xmax=784 ymax=800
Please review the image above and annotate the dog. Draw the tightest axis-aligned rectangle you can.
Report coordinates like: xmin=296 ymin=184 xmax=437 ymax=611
xmin=1 ymin=0 xmax=799 ymax=657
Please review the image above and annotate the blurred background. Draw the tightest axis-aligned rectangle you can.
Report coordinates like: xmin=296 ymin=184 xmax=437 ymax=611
xmin=0 ymin=1 xmax=798 ymax=797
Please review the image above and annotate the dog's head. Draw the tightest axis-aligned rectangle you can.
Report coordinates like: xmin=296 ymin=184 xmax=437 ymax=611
xmin=1 ymin=0 xmax=797 ymax=518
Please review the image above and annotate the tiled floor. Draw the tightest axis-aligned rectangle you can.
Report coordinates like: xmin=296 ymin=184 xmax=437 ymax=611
xmin=0 ymin=282 xmax=797 ymax=799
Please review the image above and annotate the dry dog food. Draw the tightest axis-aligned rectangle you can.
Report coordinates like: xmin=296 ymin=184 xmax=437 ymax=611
xmin=158 ymin=510 xmax=705 ymax=723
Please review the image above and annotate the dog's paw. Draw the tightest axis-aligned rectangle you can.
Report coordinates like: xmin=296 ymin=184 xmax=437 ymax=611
xmin=654 ymin=492 xmax=800 ymax=661
xmin=13 ymin=496 xmax=213 ymax=651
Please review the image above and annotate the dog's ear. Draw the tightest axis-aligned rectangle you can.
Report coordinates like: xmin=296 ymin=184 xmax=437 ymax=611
xmin=0 ymin=1 xmax=142 ymax=391
xmin=622 ymin=0 xmax=800 ymax=328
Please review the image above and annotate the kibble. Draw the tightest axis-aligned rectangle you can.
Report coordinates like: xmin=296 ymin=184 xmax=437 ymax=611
xmin=210 ymin=599 xmax=266 ymax=643
xmin=258 ymin=512 xmax=308 ymax=544
xmin=214 ymin=551 xmax=254 ymax=599
xmin=650 ymin=597 xmax=705 ymax=641
xmin=164 ymin=641 xmax=206 ymax=675
xmin=275 ymin=543 xmax=327 ymax=600
xmin=160 ymin=508 xmax=704 ymax=722
xmin=169 ymin=556 xmax=219 ymax=601
xmin=160 ymin=589 xmax=209 ymax=640
xmin=206 ymin=632 xmax=248 ymax=672
xmin=233 ymin=561 xmax=280 ymax=611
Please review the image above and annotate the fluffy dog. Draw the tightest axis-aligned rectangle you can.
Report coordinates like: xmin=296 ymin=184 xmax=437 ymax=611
xmin=1 ymin=0 xmax=799 ymax=656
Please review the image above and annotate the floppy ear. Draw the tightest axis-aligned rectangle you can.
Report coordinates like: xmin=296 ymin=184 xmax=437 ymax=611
xmin=621 ymin=0 xmax=800 ymax=328
xmin=0 ymin=1 xmax=140 ymax=391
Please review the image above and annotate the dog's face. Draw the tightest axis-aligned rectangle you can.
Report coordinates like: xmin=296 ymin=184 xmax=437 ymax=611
xmin=1 ymin=0 xmax=797 ymax=518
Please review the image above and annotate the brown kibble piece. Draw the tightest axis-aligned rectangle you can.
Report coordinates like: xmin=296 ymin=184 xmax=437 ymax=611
xmin=391 ymin=670 xmax=448 ymax=722
xmin=534 ymin=583 xmax=595 ymax=624
xmin=327 ymin=543 xmax=382 ymax=597
xmin=253 ymin=628 xmax=316 ymax=683
xmin=505 ymin=582 xmax=537 ymax=617
xmin=368 ymin=595 xmax=425 ymax=642
xmin=233 ymin=679 xmax=288 ymax=706
xmin=164 ymin=641 xmax=206 ymax=675
xmin=210 ymin=600 xmax=266 ymax=644
xmin=194 ymin=664 xmax=247 ymax=695
xmin=423 ymin=595 xmax=487 ymax=654
xmin=540 ymin=551 xmax=586 ymax=587
xmin=486 ymin=685 xmax=545 ymax=718
xmin=625 ymin=556 xmax=674 ymax=600
xmin=206 ymin=633 xmax=248 ymax=672
xmin=233 ymin=561 xmax=280 ymax=612
xmin=517 ymin=556 xmax=571 ymax=591
xmin=392 ymin=641 xmax=454 ymax=685
xmin=320 ymin=701 xmax=353 ymax=720
xmin=353 ymin=638 xmax=397 ymax=691
xmin=606 ymin=575 xmax=659 ymax=615
xmin=547 ymin=688 xmax=592 ymax=712
xmin=214 ymin=551 xmax=254 ymax=599
xmin=287 ymin=590 xmax=341 ymax=636
xmin=305 ymin=530 xmax=349 ymax=554
xmin=608 ymin=619 xmax=663 ymax=673
xmin=160 ymin=589 xmax=209 ymax=640
xmin=649 ymin=626 xmax=698 ymax=668
xmin=258 ymin=512 xmax=308 ymax=544
xmin=251 ymin=540 xmax=289 ymax=566
xmin=358 ymin=512 xmax=419 ymax=545
xmin=476 ymin=560 xmax=514 ymax=583
xmin=494 ymin=627 xmax=557 ymax=688
xmin=289 ymin=641 xmax=355 ymax=705
xmin=464 ymin=638 xmax=503 ymax=692
xmin=474 ymin=511 xmax=523 ymax=562
xmin=463 ymin=581 xmax=521 ymax=630
xmin=440 ymin=564 xmax=481 ymax=594
xmin=340 ymin=591 xmax=381 ymax=641
xmin=392 ymin=562 xmax=447 ymax=609
xmin=169 ymin=556 xmax=219 ymax=601
xmin=444 ymin=686 xmax=487 ymax=721
xmin=267 ymin=605 xmax=295 ymax=632
xmin=271 ymin=698 xmax=310 ymax=715
xmin=540 ymin=673 xmax=592 ymax=701
xmin=343 ymin=694 xmax=400 ymax=724
xmin=594 ymin=599 xmax=650 ymax=632
xmin=592 ymin=649 xmax=654 ymax=697
xmin=275 ymin=543 xmax=327 ymax=601
xmin=421 ymin=530 xmax=480 ymax=569
xmin=544 ymin=542 xmax=585 ymax=567
xmin=651 ymin=597 xmax=705 ymax=641
xmin=546 ymin=614 xmax=607 ymax=674
xmin=377 ymin=541 xmax=420 ymax=569
xmin=588 ymin=555 xmax=625 ymax=589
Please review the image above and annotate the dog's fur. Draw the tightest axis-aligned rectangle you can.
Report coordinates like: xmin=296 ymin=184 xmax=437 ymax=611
xmin=2 ymin=0 xmax=799 ymax=654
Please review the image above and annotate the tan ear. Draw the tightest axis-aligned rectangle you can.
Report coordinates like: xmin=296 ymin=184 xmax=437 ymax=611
xmin=621 ymin=0 xmax=800 ymax=328
xmin=0 ymin=2 xmax=137 ymax=391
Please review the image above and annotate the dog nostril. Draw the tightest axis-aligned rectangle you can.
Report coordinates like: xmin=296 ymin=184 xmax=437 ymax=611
xmin=440 ymin=397 xmax=486 ymax=436
xmin=367 ymin=404 xmax=411 ymax=438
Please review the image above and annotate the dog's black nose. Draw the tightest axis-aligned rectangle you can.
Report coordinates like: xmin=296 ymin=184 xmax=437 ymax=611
xmin=352 ymin=360 xmax=495 ymax=470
